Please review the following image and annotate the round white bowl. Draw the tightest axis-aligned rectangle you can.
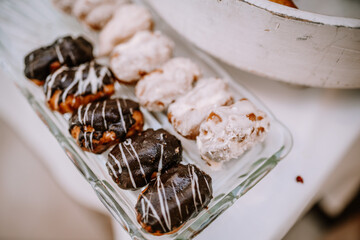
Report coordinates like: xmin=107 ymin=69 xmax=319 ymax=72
xmin=147 ymin=0 xmax=360 ymax=88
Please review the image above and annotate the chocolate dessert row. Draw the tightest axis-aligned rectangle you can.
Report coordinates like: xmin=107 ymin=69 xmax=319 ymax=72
xmin=106 ymin=128 xmax=213 ymax=235
xmin=23 ymin=36 xmax=213 ymax=236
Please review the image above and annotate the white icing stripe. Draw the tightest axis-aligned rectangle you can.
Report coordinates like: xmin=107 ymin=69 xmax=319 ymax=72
xmin=55 ymin=44 xmax=64 ymax=63
xmin=119 ymin=143 xmax=137 ymax=188
xmin=156 ymin=178 xmax=171 ymax=231
xmin=77 ymin=105 xmax=83 ymax=124
xmin=142 ymin=195 xmax=152 ymax=224
xmin=171 ymin=182 xmax=182 ymax=220
xmin=188 ymin=165 xmax=204 ymax=211
xmin=204 ymin=177 xmax=211 ymax=194
xmin=102 ymin=100 xmax=107 ymax=129
xmin=45 ymin=66 xmax=67 ymax=100
xmin=125 ymin=139 xmax=147 ymax=182
xmin=116 ymin=99 xmax=127 ymax=133
xmin=89 ymin=131 xmax=94 ymax=151
xmin=141 ymin=194 xmax=167 ymax=232
xmin=46 ymin=61 xmax=111 ymax=104
xmin=106 ymin=162 xmax=117 ymax=177
xmin=75 ymin=62 xmax=106 ymax=96
xmin=141 ymin=198 xmax=146 ymax=222
xmin=109 ymin=152 xmax=122 ymax=174
xmin=91 ymin=102 xmax=100 ymax=127
xmin=61 ymin=64 xmax=85 ymax=103
xmin=29 ymin=53 xmax=34 ymax=61
xmin=189 ymin=166 xmax=198 ymax=212
xmin=191 ymin=165 xmax=203 ymax=205
xmin=83 ymin=103 xmax=91 ymax=124
xmin=157 ymin=144 xmax=164 ymax=173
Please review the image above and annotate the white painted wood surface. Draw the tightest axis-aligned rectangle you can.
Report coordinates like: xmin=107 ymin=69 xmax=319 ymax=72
xmin=147 ymin=0 xmax=360 ymax=88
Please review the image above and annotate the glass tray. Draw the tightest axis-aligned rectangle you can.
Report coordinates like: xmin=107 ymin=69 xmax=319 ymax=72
xmin=0 ymin=0 xmax=293 ymax=239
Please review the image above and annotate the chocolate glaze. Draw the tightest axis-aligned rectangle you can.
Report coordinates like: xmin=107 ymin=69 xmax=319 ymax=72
xmin=135 ymin=164 xmax=213 ymax=235
xmin=24 ymin=36 xmax=94 ymax=82
xmin=69 ymin=98 xmax=142 ymax=153
xmin=107 ymin=129 xmax=182 ymax=190
xmin=43 ymin=61 xmax=114 ymax=103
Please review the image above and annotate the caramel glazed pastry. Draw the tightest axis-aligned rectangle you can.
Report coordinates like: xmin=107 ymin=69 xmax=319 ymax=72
xmin=135 ymin=57 xmax=201 ymax=112
xmin=69 ymin=98 xmax=144 ymax=154
xmin=110 ymin=30 xmax=174 ymax=84
xmin=136 ymin=164 xmax=213 ymax=235
xmin=107 ymin=129 xmax=182 ymax=190
xmin=197 ymin=99 xmax=270 ymax=165
xmin=168 ymin=77 xmax=233 ymax=139
xmin=24 ymin=36 xmax=94 ymax=86
xmin=43 ymin=61 xmax=115 ymax=114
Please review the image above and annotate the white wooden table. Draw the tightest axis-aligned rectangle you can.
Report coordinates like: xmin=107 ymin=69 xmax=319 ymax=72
xmin=1 ymin=62 xmax=359 ymax=239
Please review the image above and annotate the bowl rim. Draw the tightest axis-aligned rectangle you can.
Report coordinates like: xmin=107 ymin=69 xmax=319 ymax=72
xmin=243 ymin=0 xmax=360 ymax=28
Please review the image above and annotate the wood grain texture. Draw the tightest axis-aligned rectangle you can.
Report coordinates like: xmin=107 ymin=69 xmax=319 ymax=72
xmin=147 ymin=0 xmax=360 ymax=88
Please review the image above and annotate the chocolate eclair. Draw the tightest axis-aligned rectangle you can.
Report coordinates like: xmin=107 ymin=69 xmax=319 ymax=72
xmin=135 ymin=164 xmax=213 ymax=235
xmin=69 ymin=98 xmax=144 ymax=154
xmin=24 ymin=35 xmax=94 ymax=85
xmin=107 ymin=129 xmax=182 ymax=190
xmin=44 ymin=61 xmax=115 ymax=114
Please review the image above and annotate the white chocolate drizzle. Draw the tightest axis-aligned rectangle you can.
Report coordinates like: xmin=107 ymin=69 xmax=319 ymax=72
xmin=138 ymin=164 xmax=210 ymax=233
xmin=45 ymin=65 xmax=68 ymax=100
xmin=55 ymin=38 xmax=64 ymax=63
xmin=116 ymin=99 xmax=127 ymax=133
xmin=91 ymin=102 xmax=100 ymax=127
xmin=156 ymin=177 xmax=171 ymax=231
xmin=28 ymin=53 xmax=34 ymax=62
xmin=102 ymin=100 xmax=107 ymax=129
xmin=45 ymin=62 xmax=111 ymax=104
xmin=55 ymin=44 xmax=64 ymax=64
xmin=119 ymin=143 xmax=137 ymax=189
xmin=108 ymin=152 xmax=122 ymax=176
xmin=77 ymin=105 xmax=83 ymax=124
xmin=140 ymin=194 xmax=167 ymax=232
xmin=171 ymin=181 xmax=182 ymax=220
xmin=189 ymin=165 xmax=198 ymax=212
xmin=89 ymin=131 xmax=94 ymax=151
xmin=83 ymin=102 xmax=91 ymax=123
xmin=123 ymin=139 xmax=147 ymax=182
xmin=190 ymin=165 xmax=203 ymax=206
